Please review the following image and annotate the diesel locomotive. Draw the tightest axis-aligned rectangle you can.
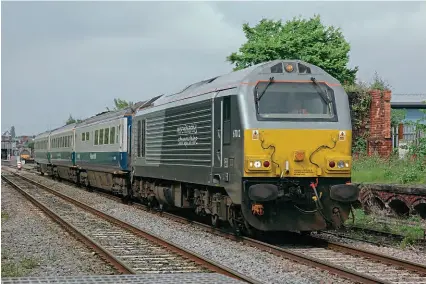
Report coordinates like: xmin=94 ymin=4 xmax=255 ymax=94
xmin=34 ymin=60 xmax=359 ymax=236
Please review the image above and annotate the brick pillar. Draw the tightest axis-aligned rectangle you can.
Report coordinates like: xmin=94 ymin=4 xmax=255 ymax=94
xmin=367 ymin=90 xmax=393 ymax=157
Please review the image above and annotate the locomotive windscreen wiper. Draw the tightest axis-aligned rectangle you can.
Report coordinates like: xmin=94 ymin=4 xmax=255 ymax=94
xmin=310 ymin=77 xmax=331 ymax=105
xmin=255 ymin=76 xmax=275 ymax=102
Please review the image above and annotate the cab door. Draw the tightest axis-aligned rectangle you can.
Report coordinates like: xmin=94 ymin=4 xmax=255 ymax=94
xmin=212 ymin=94 xmax=232 ymax=184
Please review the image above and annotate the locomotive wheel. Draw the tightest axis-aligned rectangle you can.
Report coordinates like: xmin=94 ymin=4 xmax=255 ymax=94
xmin=243 ymin=219 xmax=256 ymax=237
xmin=211 ymin=214 xmax=220 ymax=228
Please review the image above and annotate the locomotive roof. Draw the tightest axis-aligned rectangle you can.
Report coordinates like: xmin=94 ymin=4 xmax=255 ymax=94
xmin=136 ymin=59 xmax=335 ymax=114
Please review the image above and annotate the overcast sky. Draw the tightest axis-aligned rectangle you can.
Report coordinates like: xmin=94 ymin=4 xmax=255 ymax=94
xmin=2 ymin=1 xmax=426 ymax=136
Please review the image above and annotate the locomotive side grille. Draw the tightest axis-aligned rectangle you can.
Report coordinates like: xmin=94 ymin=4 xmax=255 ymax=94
xmin=144 ymin=102 xmax=212 ymax=167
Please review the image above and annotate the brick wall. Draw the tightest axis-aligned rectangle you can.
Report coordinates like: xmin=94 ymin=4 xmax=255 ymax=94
xmin=367 ymin=90 xmax=393 ymax=157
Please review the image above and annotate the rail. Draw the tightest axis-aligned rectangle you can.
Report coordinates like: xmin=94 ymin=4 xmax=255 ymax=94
xmin=1 ymin=171 xmax=259 ymax=284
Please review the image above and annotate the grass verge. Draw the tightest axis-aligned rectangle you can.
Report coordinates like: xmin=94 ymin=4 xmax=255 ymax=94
xmin=1 ymin=256 xmax=40 ymax=277
xmin=345 ymin=209 xmax=425 ymax=248
xmin=352 ymin=154 xmax=426 ymax=184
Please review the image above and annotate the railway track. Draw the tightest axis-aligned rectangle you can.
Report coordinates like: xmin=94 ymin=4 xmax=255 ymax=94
xmin=0 ymin=171 xmax=258 ymax=284
xmin=320 ymin=226 xmax=426 ymax=246
xmin=6 ymin=167 xmax=426 ymax=284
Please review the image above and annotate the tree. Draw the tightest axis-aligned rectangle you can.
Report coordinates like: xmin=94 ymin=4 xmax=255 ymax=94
xmin=27 ymin=140 xmax=34 ymax=150
xmin=65 ymin=114 xmax=83 ymax=125
xmin=106 ymin=98 xmax=134 ymax=111
xmin=227 ymin=15 xmax=358 ymax=84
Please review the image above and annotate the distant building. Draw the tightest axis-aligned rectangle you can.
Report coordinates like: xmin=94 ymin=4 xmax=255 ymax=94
xmin=391 ymin=93 xmax=426 ymax=147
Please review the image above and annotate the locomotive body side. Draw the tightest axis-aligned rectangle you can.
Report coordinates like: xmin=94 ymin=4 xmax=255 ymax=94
xmin=131 ymin=69 xmax=252 ymax=223
xmin=130 ymin=60 xmax=359 ymax=234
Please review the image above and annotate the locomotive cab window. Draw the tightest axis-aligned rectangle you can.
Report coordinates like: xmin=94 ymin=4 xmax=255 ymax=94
xmin=255 ymin=82 xmax=336 ymax=120
xmin=223 ymin=96 xmax=231 ymax=145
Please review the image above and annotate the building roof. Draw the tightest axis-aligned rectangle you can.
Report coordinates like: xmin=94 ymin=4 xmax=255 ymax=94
xmin=391 ymin=93 xmax=426 ymax=108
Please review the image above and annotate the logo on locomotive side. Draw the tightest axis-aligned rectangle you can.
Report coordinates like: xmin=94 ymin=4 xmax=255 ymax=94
xmin=177 ymin=123 xmax=197 ymax=135
xmin=177 ymin=123 xmax=198 ymax=146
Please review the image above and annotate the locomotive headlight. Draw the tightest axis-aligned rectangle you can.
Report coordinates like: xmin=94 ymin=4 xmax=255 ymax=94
xmin=285 ymin=63 xmax=294 ymax=72
xmin=337 ymin=160 xmax=345 ymax=168
xmin=254 ymin=161 xmax=262 ymax=168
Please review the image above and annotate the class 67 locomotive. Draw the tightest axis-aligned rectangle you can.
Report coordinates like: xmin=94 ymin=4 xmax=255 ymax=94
xmin=34 ymin=59 xmax=359 ymax=237
xmin=131 ymin=60 xmax=359 ymax=236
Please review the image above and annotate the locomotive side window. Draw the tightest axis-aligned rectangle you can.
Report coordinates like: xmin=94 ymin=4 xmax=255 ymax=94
xmin=86 ymin=132 xmax=89 ymax=141
xmin=137 ymin=120 xmax=141 ymax=157
xmin=223 ymin=96 xmax=231 ymax=145
xmin=95 ymin=130 xmax=99 ymax=145
xmin=141 ymin=120 xmax=146 ymax=157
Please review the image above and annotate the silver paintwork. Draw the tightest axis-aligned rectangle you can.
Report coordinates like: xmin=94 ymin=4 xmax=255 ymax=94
xmin=132 ymin=60 xmax=351 ymax=206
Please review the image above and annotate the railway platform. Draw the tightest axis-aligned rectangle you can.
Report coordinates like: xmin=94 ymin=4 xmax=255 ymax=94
xmin=1 ymin=273 xmax=245 ymax=284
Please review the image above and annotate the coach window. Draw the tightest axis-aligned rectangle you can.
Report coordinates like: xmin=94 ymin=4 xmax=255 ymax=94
xmin=118 ymin=125 xmax=121 ymax=145
xmin=116 ymin=126 xmax=119 ymax=144
xmin=82 ymin=133 xmax=85 ymax=141
xmin=95 ymin=130 xmax=99 ymax=145
xmin=105 ymin=128 xmax=109 ymax=144
xmin=86 ymin=132 xmax=89 ymax=141
xmin=223 ymin=96 xmax=231 ymax=145
xmin=110 ymin=127 xmax=115 ymax=144
xmin=99 ymin=129 xmax=104 ymax=145
xmin=137 ymin=121 xmax=141 ymax=157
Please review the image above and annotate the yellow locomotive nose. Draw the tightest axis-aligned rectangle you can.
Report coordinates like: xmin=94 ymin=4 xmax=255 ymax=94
xmin=293 ymin=150 xmax=305 ymax=162
xmin=243 ymin=129 xmax=352 ymax=179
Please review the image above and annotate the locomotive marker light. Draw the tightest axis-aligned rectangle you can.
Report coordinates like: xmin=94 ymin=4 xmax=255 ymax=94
xmin=284 ymin=63 xmax=294 ymax=72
